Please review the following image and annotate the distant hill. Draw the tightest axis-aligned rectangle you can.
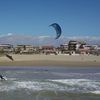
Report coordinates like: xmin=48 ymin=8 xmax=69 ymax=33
xmin=0 ymin=33 xmax=100 ymax=46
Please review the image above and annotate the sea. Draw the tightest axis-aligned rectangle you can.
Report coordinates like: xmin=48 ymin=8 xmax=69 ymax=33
xmin=0 ymin=66 xmax=100 ymax=100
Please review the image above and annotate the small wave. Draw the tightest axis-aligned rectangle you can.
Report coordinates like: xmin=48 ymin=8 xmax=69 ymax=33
xmin=91 ymin=91 xmax=100 ymax=94
xmin=0 ymin=79 xmax=100 ymax=94
xmin=50 ymin=79 xmax=100 ymax=93
xmin=51 ymin=79 xmax=91 ymax=84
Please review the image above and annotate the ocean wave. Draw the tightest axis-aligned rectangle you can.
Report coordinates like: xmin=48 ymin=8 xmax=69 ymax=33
xmin=91 ymin=91 xmax=100 ymax=94
xmin=0 ymin=79 xmax=100 ymax=94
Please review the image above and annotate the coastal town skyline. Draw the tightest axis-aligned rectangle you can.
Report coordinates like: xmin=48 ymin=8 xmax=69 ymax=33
xmin=0 ymin=0 xmax=100 ymax=37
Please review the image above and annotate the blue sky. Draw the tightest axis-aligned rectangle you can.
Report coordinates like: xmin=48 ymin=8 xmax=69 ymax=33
xmin=0 ymin=0 xmax=100 ymax=37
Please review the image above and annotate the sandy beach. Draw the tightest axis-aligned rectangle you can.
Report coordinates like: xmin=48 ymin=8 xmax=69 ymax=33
xmin=0 ymin=54 xmax=100 ymax=67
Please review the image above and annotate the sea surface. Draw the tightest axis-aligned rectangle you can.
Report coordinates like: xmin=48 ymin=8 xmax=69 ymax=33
xmin=0 ymin=66 xmax=100 ymax=100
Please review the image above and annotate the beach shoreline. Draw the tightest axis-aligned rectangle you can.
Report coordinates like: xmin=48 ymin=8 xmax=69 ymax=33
xmin=0 ymin=54 xmax=100 ymax=67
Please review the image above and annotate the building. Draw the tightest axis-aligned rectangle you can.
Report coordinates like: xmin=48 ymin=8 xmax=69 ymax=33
xmin=68 ymin=40 xmax=78 ymax=53
xmin=68 ymin=40 xmax=87 ymax=54
xmin=15 ymin=45 xmax=34 ymax=54
xmin=59 ymin=43 xmax=69 ymax=54
xmin=40 ymin=45 xmax=57 ymax=55
xmin=79 ymin=45 xmax=92 ymax=54
xmin=0 ymin=44 xmax=13 ymax=53
xmin=88 ymin=45 xmax=100 ymax=55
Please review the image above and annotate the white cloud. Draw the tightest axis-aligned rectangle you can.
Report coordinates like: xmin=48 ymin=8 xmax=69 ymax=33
xmin=38 ymin=35 xmax=50 ymax=39
xmin=0 ymin=33 xmax=13 ymax=38
xmin=7 ymin=33 xmax=13 ymax=36
xmin=66 ymin=36 xmax=100 ymax=40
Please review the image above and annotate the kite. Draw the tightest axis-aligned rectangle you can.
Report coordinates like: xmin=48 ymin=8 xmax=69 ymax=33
xmin=50 ymin=23 xmax=62 ymax=39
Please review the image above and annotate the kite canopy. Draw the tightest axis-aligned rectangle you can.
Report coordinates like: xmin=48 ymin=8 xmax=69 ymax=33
xmin=50 ymin=23 xmax=62 ymax=39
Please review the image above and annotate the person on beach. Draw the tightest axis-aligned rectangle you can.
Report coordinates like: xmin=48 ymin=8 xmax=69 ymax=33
xmin=5 ymin=54 xmax=14 ymax=61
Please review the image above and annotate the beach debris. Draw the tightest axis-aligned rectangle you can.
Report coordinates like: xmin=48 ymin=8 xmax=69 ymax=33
xmin=5 ymin=54 xmax=14 ymax=61
xmin=50 ymin=23 xmax=62 ymax=39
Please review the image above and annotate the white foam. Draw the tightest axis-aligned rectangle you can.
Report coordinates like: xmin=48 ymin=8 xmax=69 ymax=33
xmin=51 ymin=79 xmax=90 ymax=84
xmin=12 ymin=79 xmax=100 ymax=93
xmin=51 ymin=79 xmax=100 ymax=93
xmin=91 ymin=91 xmax=100 ymax=94
xmin=15 ymin=81 xmax=40 ymax=90
xmin=0 ymin=79 xmax=100 ymax=94
xmin=0 ymin=80 xmax=64 ymax=92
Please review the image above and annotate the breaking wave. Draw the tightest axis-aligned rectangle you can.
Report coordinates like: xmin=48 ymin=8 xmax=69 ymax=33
xmin=0 ymin=79 xmax=100 ymax=94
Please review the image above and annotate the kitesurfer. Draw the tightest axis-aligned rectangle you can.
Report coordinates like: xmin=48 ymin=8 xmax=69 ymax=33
xmin=0 ymin=75 xmax=5 ymax=80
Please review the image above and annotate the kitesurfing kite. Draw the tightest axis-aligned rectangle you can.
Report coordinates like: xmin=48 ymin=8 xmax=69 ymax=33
xmin=50 ymin=23 xmax=62 ymax=39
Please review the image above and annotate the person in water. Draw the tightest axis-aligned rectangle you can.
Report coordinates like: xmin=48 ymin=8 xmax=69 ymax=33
xmin=0 ymin=75 xmax=5 ymax=80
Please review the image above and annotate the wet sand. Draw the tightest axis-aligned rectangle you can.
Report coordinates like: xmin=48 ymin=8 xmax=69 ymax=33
xmin=0 ymin=54 xmax=100 ymax=67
